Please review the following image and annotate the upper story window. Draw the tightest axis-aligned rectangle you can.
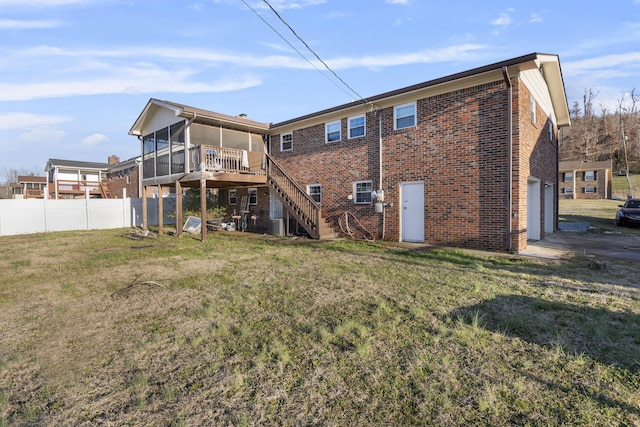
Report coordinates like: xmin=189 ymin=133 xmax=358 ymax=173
xmin=394 ymin=102 xmax=416 ymax=130
xmin=326 ymin=120 xmax=341 ymax=143
xmin=530 ymin=97 xmax=537 ymax=123
xmin=354 ymin=180 xmax=373 ymax=204
xmin=248 ymin=188 xmax=257 ymax=205
xmin=307 ymin=184 xmax=322 ymax=204
xmin=348 ymin=115 xmax=365 ymax=139
xmin=563 ymin=172 xmax=573 ymax=182
xmin=584 ymin=171 xmax=595 ymax=181
xmin=229 ymin=189 xmax=237 ymax=205
xmin=548 ymin=120 xmax=554 ymax=141
xmin=281 ymin=133 xmax=292 ymax=151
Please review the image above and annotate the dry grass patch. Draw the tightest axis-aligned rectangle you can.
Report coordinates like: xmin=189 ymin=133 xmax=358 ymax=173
xmin=0 ymin=230 xmax=639 ymax=426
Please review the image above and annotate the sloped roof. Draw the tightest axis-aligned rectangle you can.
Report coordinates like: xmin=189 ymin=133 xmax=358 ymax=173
xmin=46 ymin=158 xmax=111 ymax=170
xmin=559 ymin=160 xmax=612 ymax=171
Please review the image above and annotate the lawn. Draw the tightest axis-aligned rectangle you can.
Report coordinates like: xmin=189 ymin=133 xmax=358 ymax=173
xmin=0 ymin=229 xmax=639 ymax=426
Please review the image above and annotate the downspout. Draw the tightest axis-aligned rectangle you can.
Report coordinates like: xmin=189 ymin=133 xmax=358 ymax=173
xmin=379 ymin=109 xmax=385 ymax=240
xmin=502 ymin=66 xmax=513 ymax=252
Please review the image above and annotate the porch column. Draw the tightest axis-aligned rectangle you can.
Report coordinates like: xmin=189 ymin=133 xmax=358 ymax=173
xmin=176 ymin=180 xmax=183 ymax=236
xmin=200 ymin=178 xmax=207 ymax=242
xmin=142 ymin=185 xmax=148 ymax=229
xmin=158 ymin=184 xmax=164 ymax=235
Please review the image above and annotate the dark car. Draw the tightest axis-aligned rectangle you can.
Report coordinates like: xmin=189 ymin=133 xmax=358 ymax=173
xmin=615 ymin=198 xmax=640 ymax=227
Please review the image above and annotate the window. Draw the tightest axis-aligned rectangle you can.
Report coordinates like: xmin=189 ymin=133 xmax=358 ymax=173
xmin=530 ymin=97 xmax=537 ymax=123
xmin=563 ymin=188 xmax=574 ymax=194
xmin=326 ymin=120 xmax=341 ymax=143
xmin=307 ymin=184 xmax=322 ymax=204
xmin=394 ymin=102 xmax=416 ymax=130
xmin=281 ymin=133 xmax=292 ymax=151
xmin=548 ymin=120 xmax=553 ymax=141
xmin=229 ymin=189 xmax=237 ymax=205
xmin=354 ymin=180 xmax=373 ymax=204
xmin=348 ymin=115 xmax=365 ymax=139
xmin=584 ymin=171 xmax=595 ymax=181
xmin=248 ymin=188 xmax=257 ymax=205
xmin=563 ymin=172 xmax=573 ymax=182
xmin=584 ymin=187 xmax=596 ymax=194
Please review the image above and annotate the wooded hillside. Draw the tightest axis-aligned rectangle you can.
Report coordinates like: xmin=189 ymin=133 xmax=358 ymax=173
xmin=559 ymin=89 xmax=639 ymax=173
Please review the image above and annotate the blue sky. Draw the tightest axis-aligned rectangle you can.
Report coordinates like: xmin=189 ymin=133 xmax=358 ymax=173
xmin=1 ymin=0 xmax=639 ymax=174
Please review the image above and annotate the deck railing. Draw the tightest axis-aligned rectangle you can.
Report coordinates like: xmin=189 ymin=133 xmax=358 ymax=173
xmin=53 ymin=180 xmax=102 ymax=195
xmin=189 ymin=145 xmax=266 ymax=175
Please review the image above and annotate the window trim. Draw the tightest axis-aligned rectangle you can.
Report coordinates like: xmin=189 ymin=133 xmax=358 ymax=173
xmin=354 ymin=180 xmax=373 ymax=204
xmin=563 ymin=172 xmax=573 ymax=182
xmin=584 ymin=187 xmax=596 ymax=194
xmin=584 ymin=171 xmax=595 ymax=181
xmin=563 ymin=187 xmax=574 ymax=195
xmin=394 ymin=102 xmax=416 ymax=130
xmin=248 ymin=187 xmax=257 ymax=205
xmin=325 ymin=120 xmax=341 ymax=143
xmin=348 ymin=114 xmax=366 ymax=139
xmin=280 ymin=133 xmax=293 ymax=151
xmin=229 ymin=189 xmax=237 ymax=205
xmin=307 ymin=183 xmax=322 ymax=204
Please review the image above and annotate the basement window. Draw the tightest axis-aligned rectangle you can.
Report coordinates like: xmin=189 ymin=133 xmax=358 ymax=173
xmin=307 ymin=184 xmax=322 ymax=204
xmin=354 ymin=180 xmax=373 ymax=204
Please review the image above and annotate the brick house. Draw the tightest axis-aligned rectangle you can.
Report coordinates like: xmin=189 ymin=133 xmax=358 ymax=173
xmin=130 ymin=53 xmax=570 ymax=252
xmin=558 ymin=160 xmax=612 ymax=199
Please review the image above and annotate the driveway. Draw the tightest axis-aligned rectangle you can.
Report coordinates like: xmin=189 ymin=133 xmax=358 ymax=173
xmin=522 ymin=223 xmax=640 ymax=262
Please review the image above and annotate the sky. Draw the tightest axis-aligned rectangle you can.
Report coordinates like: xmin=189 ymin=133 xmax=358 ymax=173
xmin=1 ymin=0 xmax=640 ymax=174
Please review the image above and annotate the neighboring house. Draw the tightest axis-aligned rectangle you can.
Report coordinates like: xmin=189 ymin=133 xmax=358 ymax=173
xmin=559 ymin=160 xmax=612 ymax=199
xmin=129 ymin=52 xmax=571 ymax=253
xmin=46 ymin=158 xmax=112 ymax=199
xmin=10 ymin=176 xmax=47 ymax=199
xmin=105 ymin=155 xmax=142 ymax=198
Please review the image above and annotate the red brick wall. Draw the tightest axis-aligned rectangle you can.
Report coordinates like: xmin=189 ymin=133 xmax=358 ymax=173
xmin=270 ymin=78 xmax=558 ymax=252
xmin=218 ymin=186 xmax=271 ymax=232
xmin=108 ymin=165 xmax=140 ymax=198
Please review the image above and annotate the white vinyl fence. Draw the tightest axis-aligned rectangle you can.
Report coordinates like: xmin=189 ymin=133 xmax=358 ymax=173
xmin=0 ymin=197 xmax=176 ymax=237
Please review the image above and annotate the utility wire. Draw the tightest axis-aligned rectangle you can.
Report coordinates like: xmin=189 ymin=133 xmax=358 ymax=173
xmin=240 ymin=0 xmax=355 ymax=100
xmin=260 ymin=0 xmax=365 ymax=102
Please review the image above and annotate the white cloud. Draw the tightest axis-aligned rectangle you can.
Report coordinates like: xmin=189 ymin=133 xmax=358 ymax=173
xmin=386 ymin=0 xmax=410 ymax=5
xmin=491 ymin=12 xmax=512 ymax=27
xmin=562 ymin=52 xmax=640 ymax=75
xmin=0 ymin=112 xmax=70 ymax=130
xmin=0 ymin=19 xmax=65 ymax=29
xmin=529 ymin=13 xmax=543 ymax=23
xmin=19 ymin=127 xmax=66 ymax=143
xmin=81 ymin=133 xmax=108 ymax=146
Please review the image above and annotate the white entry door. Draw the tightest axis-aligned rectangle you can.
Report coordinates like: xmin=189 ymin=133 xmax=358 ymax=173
xmin=401 ymin=181 xmax=424 ymax=243
xmin=527 ymin=178 xmax=541 ymax=241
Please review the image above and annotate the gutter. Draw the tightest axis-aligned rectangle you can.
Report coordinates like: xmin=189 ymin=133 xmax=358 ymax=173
xmin=502 ymin=66 xmax=513 ymax=252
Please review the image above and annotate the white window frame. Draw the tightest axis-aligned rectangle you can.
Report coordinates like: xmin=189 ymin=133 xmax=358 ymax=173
xmin=584 ymin=187 xmax=596 ymax=194
xmin=394 ymin=102 xmax=416 ymax=130
xmin=280 ymin=133 xmax=292 ymax=151
xmin=584 ymin=171 xmax=595 ymax=181
xmin=325 ymin=120 xmax=341 ymax=143
xmin=564 ymin=172 xmax=573 ymax=182
xmin=348 ymin=114 xmax=366 ymax=139
xmin=530 ymin=97 xmax=537 ymax=123
xmin=248 ymin=187 xmax=257 ymax=205
xmin=229 ymin=189 xmax=237 ymax=205
xmin=354 ymin=180 xmax=373 ymax=204
xmin=563 ymin=187 xmax=574 ymax=195
xmin=307 ymin=184 xmax=322 ymax=204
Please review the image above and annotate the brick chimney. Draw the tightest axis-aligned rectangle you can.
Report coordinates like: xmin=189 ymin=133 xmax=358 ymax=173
xmin=108 ymin=155 xmax=120 ymax=165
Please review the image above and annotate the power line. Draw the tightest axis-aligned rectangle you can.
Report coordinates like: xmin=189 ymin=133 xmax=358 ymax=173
xmin=258 ymin=0 xmax=365 ymax=102
xmin=240 ymin=0 xmax=355 ymax=100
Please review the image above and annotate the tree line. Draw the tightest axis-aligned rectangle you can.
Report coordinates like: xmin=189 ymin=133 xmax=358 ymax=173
xmin=559 ymin=89 xmax=639 ymax=174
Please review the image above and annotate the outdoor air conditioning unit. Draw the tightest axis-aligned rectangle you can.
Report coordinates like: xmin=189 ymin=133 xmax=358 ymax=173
xmin=270 ymin=218 xmax=284 ymax=236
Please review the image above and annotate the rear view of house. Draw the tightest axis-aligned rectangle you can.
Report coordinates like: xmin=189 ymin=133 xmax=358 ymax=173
xmin=130 ymin=52 xmax=570 ymax=253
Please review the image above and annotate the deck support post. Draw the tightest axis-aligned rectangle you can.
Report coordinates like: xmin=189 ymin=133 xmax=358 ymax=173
xmin=200 ymin=178 xmax=207 ymax=242
xmin=176 ymin=180 xmax=183 ymax=236
xmin=142 ymin=185 xmax=148 ymax=230
xmin=158 ymin=184 xmax=164 ymax=235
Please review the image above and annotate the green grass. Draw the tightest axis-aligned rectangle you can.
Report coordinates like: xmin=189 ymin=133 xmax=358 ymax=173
xmin=0 ymin=229 xmax=639 ymax=425
xmin=559 ymin=198 xmax=640 ymax=236
xmin=612 ymin=173 xmax=640 ymax=199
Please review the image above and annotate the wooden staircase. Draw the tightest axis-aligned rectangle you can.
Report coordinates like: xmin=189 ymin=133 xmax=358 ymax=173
xmin=99 ymin=181 xmax=112 ymax=198
xmin=265 ymin=153 xmax=336 ymax=240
